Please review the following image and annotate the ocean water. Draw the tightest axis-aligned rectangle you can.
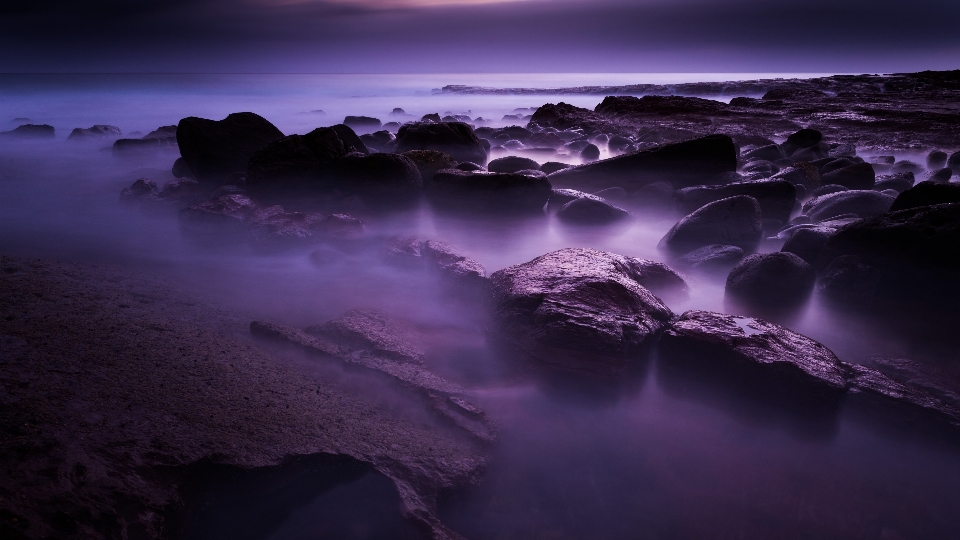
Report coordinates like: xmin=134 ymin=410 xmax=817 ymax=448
xmin=2 ymin=72 xmax=960 ymax=540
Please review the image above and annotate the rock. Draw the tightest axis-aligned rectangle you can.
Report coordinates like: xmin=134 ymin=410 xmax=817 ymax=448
xmin=176 ymin=112 xmax=285 ymax=184
xmin=556 ymin=196 xmax=628 ymax=225
xmin=547 ymin=135 xmax=738 ymax=192
xmin=359 ymin=130 xmax=396 ymax=152
xmin=245 ymin=135 xmax=326 ymax=196
xmin=892 ymin=160 xmax=922 ymax=174
xmin=791 ymin=144 xmax=829 ymax=162
xmin=743 ymin=144 xmax=784 ymax=163
xmin=142 ymin=125 xmax=177 ymax=140
xmin=742 ymin=160 xmax=779 ymax=178
xmin=817 ymin=202 xmax=960 ymax=302
xmin=809 ymin=184 xmax=847 ymax=198
xmin=1 ymin=124 xmax=55 ymax=138
xmin=593 ymin=187 xmax=627 ymax=201
xmin=801 ymin=190 xmax=894 ymax=221
xmin=630 ymin=181 xmax=675 ymax=208
xmin=488 ymin=248 xmax=674 ymax=376
xmin=330 ymin=124 xmax=370 ymax=155
xmin=400 ymin=150 xmax=458 ymax=187
xmin=771 ymin=162 xmax=821 ymax=191
xmin=927 ymin=150 xmax=948 ymax=169
xmin=547 ymin=188 xmax=590 ymax=211
xmin=343 ymin=116 xmax=382 ymax=133
xmin=67 ymin=124 xmax=121 ymax=140
xmin=427 ymin=169 xmax=550 ymax=215
xmin=389 ymin=108 xmax=407 ymax=116
xmin=383 ymin=239 xmax=488 ymax=294
xmin=515 ymin=169 xmax=546 ymax=178
xmin=890 ymin=180 xmax=960 ymax=211
xmin=674 ymin=180 xmax=796 ymax=224
xmin=820 ymin=158 xmax=856 ymax=175
xmin=817 ymin=255 xmax=882 ymax=300
xmin=828 ymin=144 xmax=857 ymax=158
xmin=580 ymin=143 xmax=601 ymax=161
xmin=172 ymin=157 xmax=192 ymax=178
xmin=394 ymin=122 xmax=487 ymax=165
xmin=540 ymin=161 xmax=570 ymax=175
xmin=928 ymin=167 xmax=953 ymax=183
xmin=383 ymin=121 xmax=402 ymax=132
xmin=862 ymin=357 xmax=960 ymax=413
xmin=872 ymin=155 xmax=896 ymax=165
xmin=455 ymin=162 xmax=485 ymax=172
xmin=948 ymin=151 xmax=960 ymax=170
xmin=820 ymin=162 xmax=876 ymax=189
xmin=780 ymin=226 xmax=835 ymax=266
xmin=725 ymin=252 xmax=816 ymax=308
xmin=673 ymin=244 xmax=745 ymax=271
xmin=487 ymin=156 xmax=540 ymax=174
xmin=844 ymin=361 xmax=960 ymax=432
xmin=659 ymin=310 xmax=847 ymax=419
xmin=421 ymin=113 xmax=441 ymax=123
xmin=659 ymin=195 xmax=763 ymax=254
xmin=119 ymin=178 xmax=160 ymax=204
xmin=781 ymin=128 xmax=823 ymax=157
xmin=874 ymin=172 xmax=915 ymax=193
xmin=331 ymin=153 xmax=423 ymax=211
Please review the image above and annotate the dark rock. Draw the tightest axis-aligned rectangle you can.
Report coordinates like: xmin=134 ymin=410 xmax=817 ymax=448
xmin=874 ymin=172 xmax=915 ymax=193
xmin=892 ymin=160 xmax=922 ymax=174
xmin=872 ymin=155 xmax=896 ymax=165
xmin=383 ymin=121 xmax=402 ymax=132
xmin=820 ymin=162 xmax=876 ymax=189
xmin=810 ymin=184 xmax=848 ymax=198
xmin=245 ymin=135 xmax=326 ymax=196
xmin=580 ymin=143 xmax=601 ymax=161
xmin=607 ymin=135 xmax=633 ymax=152
xmin=629 ymin=181 xmax=675 ymax=208
xmin=791 ymin=143 xmax=829 ymax=162
xmin=359 ymin=130 xmax=395 ymax=152
xmin=331 ymin=153 xmax=423 ymax=210
xmin=743 ymin=144 xmax=784 ymax=163
xmin=390 ymin=108 xmax=407 ymax=116
xmin=557 ymin=196 xmax=628 ymax=225
xmin=176 ymin=112 xmax=284 ymax=184
xmin=1 ymin=124 xmax=55 ymax=138
xmin=427 ymin=169 xmax=550 ymax=215
xmin=488 ymin=248 xmax=674 ymax=376
xmin=119 ymin=178 xmax=160 ymax=204
xmin=67 ymin=124 xmax=121 ymax=140
xmin=928 ymin=167 xmax=953 ymax=182
xmin=547 ymin=134 xmax=737 ymax=192
xmin=890 ymin=180 xmax=960 ymax=211
xmin=781 ymin=128 xmax=823 ymax=157
xmin=343 ymin=116 xmax=381 ymax=134
xmin=400 ymin=150 xmax=458 ymax=187
xmin=540 ymin=161 xmax=570 ymax=175
xmin=863 ymin=357 xmax=960 ymax=412
xmin=455 ymin=162 xmax=485 ymax=172
xmin=330 ymin=124 xmax=370 ymax=155
xmin=659 ymin=195 xmax=763 ymax=254
xmin=820 ymin=158 xmax=856 ymax=175
xmin=384 ymin=238 xmax=488 ymax=294
xmin=548 ymin=188 xmax=590 ymax=211
xmin=771 ymin=162 xmax=821 ymax=191
xmin=844 ymin=361 xmax=960 ymax=433
xmin=674 ymin=180 xmax=796 ymax=224
xmin=515 ymin=169 xmax=546 ymax=178
xmin=817 ymin=255 xmax=882 ymax=300
xmin=593 ymin=187 xmax=627 ymax=201
xmin=488 ymin=156 xmax=540 ymax=174
xmin=143 ymin=125 xmax=177 ymax=140
xmin=394 ymin=122 xmax=487 ymax=165
xmin=742 ymin=160 xmax=779 ymax=178
xmin=927 ymin=150 xmax=948 ymax=169
xmin=725 ymin=252 xmax=816 ymax=308
xmin=949 ymin=151 xmax=960 ymax=170
xmin=421 ymin=113 xmax=441 ymax=123
xmin=801 ymin=190 xmax=894 ymax=221
xmin=172 ymin=157 xmax=192 ymax=178
xmin=673 ymin=244 xmax=745 ymax=271
xmin=780 ymin=227 xmax=835 ymax=266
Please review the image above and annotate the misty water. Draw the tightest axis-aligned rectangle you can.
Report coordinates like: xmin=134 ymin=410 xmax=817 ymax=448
xmin=3 ymin=73 xmax=960 ymax=539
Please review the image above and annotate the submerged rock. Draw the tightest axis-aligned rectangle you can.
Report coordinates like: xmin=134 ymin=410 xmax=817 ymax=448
xmin=427 ymin=169 xmax=550 ymax=215
xmin=659 ymin=195 xmax=763 ymax=254
xmin=488 ymin=248 xmax=674 ymax=376
xmin=177 ymin=112 xmax=285 ymax=184
xmin=725 ymin=252 xmax=816 ymax=309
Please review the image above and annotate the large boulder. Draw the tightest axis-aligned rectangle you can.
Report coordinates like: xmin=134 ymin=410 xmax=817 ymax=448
xmin=427 ymin=169 xmax=550 ymax=214
xmin=801 ymin=190 xmax=894 ymax=221
xmin=246 ymin=135 xmax=326 ymax=195
xmin=780 ymin=226 xmax=835 ymax=265
xmin=331 ymin=153 xmax=423 ymax=210
xmin=725 ymin=252 xmax=816 ymax=308
xmin=820 ymin=162 xmax=876 ymax=190
xmin=771 ymin=162 xmax=821 ymax=192
xmin=817 ymin=202 xmax=960 ymax=302
xmin=890 ymin=180 xmax=960 ymax=211
xmin=394 ymin=122 xmax=487 ymax=165
xmin=488 ymin=156 xmax=540 ymax=174
xmin=781 ymin=128 xmax=823 ymax=157
xmin=547 ymin=135 xmax=737 ymax=192
xmin=674 ymin=180 xmax=796 ymax=223
xmin=556 ymin=196 xmax=628 ymax=225
xmin=176 ymin=112 xmax=284 ymax=184
xmin=343 ymin=116 xmax=381 ymax=134
xmin=488 ymin=248 xmax=674 ymax=376
xmin=400 ymin=150 xmax=458 ymax=187
xmin=659 ymin=195 xmax=763 ymax=254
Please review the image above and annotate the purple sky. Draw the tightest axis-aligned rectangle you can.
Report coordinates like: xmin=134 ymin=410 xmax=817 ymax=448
xmin=2 ymin=0 xmax=958 ymax=73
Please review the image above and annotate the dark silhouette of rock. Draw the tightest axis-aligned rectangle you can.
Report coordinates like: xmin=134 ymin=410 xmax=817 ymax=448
xmin=421 ymin=113 xmax=441 ymax=122
xmin=947 ymin=151 xmax=960 ymax=170
xmin=246 ymin=135 xmax=326 ymax=195
xmin=659 ymin=195 xmax=763 ymax=254
xmin=343 ymin=116 xmax=382 ymax=133
xmin=488 ymin=156 xmax=540 ymax=174
xmin=400 ymin=150 xmax=458 ymax=187
xmin=743 ymin=144 xmax=785 ymax=163
xmin=384 ymin=238 xmax=488 ymax=294
xmin=1 ymin=123 xmax=55 ymax=138
xmin=68 ymin=124 xmax=121 ymax=140
xmin=330 ymin=124 xmax=369 ymax=155
xmin=177 ymin=112 xmax=285 ymax=184
xmin=119 ymin=178 xmax=161 ymax=204
xmin=771 ymin=162 xmax=821 ymax=192
xmin=594 ymin=187 xmax=627 ymax=200
xmin=928 ymin=167 xmax=953 ymax=183
xmin=580 ymin=143 xmax=601 ymax=161
xmin=394 ymin=122 xmax=487 ymax=165
xmin=726 ymin=252 xmax=816 ymax=308
xmin=801 ymin=190 xmax=894 ymax=221
xmin=674 ymin=180 xmax=796 ymax=223
xmin=427 ymin=169 xmax=550 ymax=215
xmin=820 ymin=162 xmax=876 ymax=189
xmin=820 ymin=158 xmax=856 ymax=175
xmin=557 ymin=196 xmax=628 ymax=224
xmin=547 ymin=188 xmax=591 ymax=211
xmin=874 ymin=172 xmax=915 ymax=193
xmin=673 ymin=244 xmax=745 ymax=271
xmin=455 ymin=162 xmax=485 ymax=172
xmin=488 ymin=248 xmax=674 ymax=376
xmin=359 ymin=130 xmax=396 ymax=152
xmin=809 ymin=184 xmax=847 ymax=198
xmin=890 ymin=180 xmax=960 ymax=211
xmin=331 ymin=153 xmax=423 ymax=210
xmin=780 ymin=226 xmax=835 ymax=265
xmin=817 ymin=255 xmax=882 ymax=300
xmin=781 ymin=128 xmax=823 ymax=157
xmin=540 ymin=161 xmax=570 ymax=175
xmin=548 ymin=134 xmax=737 ymax=192
xmin=172 ymin=157 xmax=192 ymax=178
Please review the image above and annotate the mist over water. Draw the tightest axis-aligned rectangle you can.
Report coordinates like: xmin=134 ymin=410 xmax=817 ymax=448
xmin=3 ymin=73 xmax=960 ymax=539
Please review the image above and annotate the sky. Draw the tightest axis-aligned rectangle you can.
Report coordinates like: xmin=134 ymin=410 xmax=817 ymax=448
xmin=1 ymin=0 xmax=958 ymax=74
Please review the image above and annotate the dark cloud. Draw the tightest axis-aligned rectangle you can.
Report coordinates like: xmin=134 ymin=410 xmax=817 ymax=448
xmin=1 ymin=0 xmax=958 ymax=73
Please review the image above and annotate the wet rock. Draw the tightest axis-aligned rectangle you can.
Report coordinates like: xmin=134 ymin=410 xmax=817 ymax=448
xmin=331 ymin=153 xmax=423 ymax=211
xmin=488 ymin=248 xmax=674 ymax=376
xmin=863 ymin=357 xmax=960 ymax=412
xmin=820 ymin=158 xmax=856 ymax=175
xmin=725 ymin=252 xmax=816 ymax=308
xmin=948 ymin=151 xmax=960 ymax=170
xmin=874 ymin=172 xmax=915 ymax=193
xmin=488 ymin=156 xmax=540 ymax=174
xmin=515 ymin=169 xmax=546 ymax=178
xmin=809 ymin=184 xmax=847 ymax=198
xmin=892 ymin=160 xmax=922 ymax=174
xmin=743 ymin=144 xmax=784 ymax=163
xmin=927 ymin=167 xmax=953 ymax=183
xmin=817 ymin=202 xmax=960 ymax=303
xmin=673 ymin=244 xmax=745 ymax=272
xmin=630 ymin=181 xmax=675 ymax=208
xmin=394 ymin=122 xmax=487 ymax=165
xmin=547 ymin=188 xmax=590 ymax=211
xmin=674 ymin=180 xmax=796 ymax=224
xmin=540 ymin=161 xmax=570 ymax=175
xmin=659 ymin=195 xmax=763 ymax=254
xmin=359 ymin=130 xmax=396 ymax=152
xmin=817 ymin=255 xmax=882 ymax=300
xmin=172 ymin=157 xmax=192 ymax=178
xmin=557 ymin=196 xmax=628 ymax=225
xmin=781 ymin=128 xmax=823 ymax=157
xmin=594 ymin=187 xmax=627 ymax=201
xmin=791 ymin=144 xmax=829 ymax=162
xmin=330 ymin=124 xmax=370 ymax=155
xmin=177 ymin=112 xmax=285 ymax=184
xmin=0 ymin=123 xmax=55 ymax=138
xmin=801 ymin=190 xmax=894 ymax=221
xmin=384 ymin=238 xmax=488 ymax=294
xmin=547 ymin=135 xmax=738 ymax=192
xmin=455 ymin=162 xmax=485 ymax=172
xmin=820 ymin=162 xmax=876 ymax=189
xmin=580 ymin=143 xmax=601 ymax=161
xmin=843 ymin=362 xmax=960 ymax=432
xmin=421 ymin=113 xmax=441 ymax=123
xmin=245 ymin=135 xmax=326 ymax=196
xmin=927 ymin=150 xmax=948 ymax=169
xmin=742 ymin=160 xmax=779 ymax=178
xmin=400 ymin=150 xmax=458 ymax=187
xmin=427 ymin=169 xmax=550 ymax=215
xmin=780 ymin=226 xmax=835 ymax=266
xmin=890 ymin=180 xmax=960 ymax=211
xmin=67 ymin=124 xmax=121 ymax=140
xmin=771 ymin=162 xmax=821 ymax=192
xmin=343 ymin=116 xmax=382 ymax=134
